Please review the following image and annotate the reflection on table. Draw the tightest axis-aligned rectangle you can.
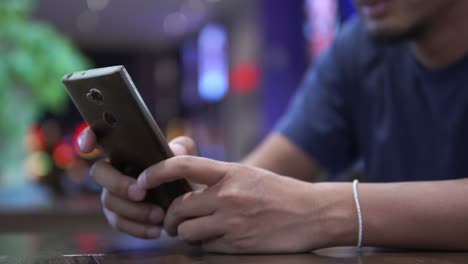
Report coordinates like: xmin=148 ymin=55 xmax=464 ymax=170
xmin=1 ymin=232 xmax=468 ymax=264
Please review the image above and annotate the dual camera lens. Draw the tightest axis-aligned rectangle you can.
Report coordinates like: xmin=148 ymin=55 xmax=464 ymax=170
xmin=86 ymin=88 xmax=117 ymax=128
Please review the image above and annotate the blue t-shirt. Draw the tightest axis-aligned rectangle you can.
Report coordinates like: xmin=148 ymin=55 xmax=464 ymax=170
xmin=276 ymin=18 xmax=468 ymax=182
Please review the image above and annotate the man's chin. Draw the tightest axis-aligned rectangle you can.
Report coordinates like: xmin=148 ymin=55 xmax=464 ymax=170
xmin=364 ymin=20 xmax=426 ymax=43
xmin=367 ymin=28 xmax=412 ymax=43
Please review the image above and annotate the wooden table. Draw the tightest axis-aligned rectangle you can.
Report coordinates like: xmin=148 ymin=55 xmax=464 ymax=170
xmin=1 ymin=232 xmax=467 ymax=263
xmin=0 ymin=196 xmax=467 ymax=263
xmin=0 ymin=195 xmax=108 ymax=233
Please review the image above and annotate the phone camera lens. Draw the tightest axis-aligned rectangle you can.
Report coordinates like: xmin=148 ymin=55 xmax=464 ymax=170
xmin=103 ymin=112 xmax=118 ymax=128
xmin=86 ymin=88 xmax=104 ymax=105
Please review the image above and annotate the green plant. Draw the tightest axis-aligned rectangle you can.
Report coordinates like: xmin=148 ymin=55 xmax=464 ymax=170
xmin=0 ymin=0 xmax=90 ymax=185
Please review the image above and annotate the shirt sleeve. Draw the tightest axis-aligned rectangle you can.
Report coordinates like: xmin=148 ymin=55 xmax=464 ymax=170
xmin=275 ymin=37 xmax=357 ymax=174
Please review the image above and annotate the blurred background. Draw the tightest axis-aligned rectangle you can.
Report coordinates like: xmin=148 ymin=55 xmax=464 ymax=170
xmin=0 ymin=0 xmax=356 ymax=253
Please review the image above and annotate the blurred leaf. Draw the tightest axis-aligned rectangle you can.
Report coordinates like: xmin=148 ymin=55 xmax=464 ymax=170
xmin=0 ymin=0 xmax=34 ymax=21
xmin=0 ymin=0 xmax=91 ymax=185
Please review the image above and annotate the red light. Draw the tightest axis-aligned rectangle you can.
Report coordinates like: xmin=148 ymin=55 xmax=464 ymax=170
xmin=230 ymin=63 xmax=259 ymax=94
xmin=73 ymin=122 xmax=88 ymax=142
xmin=52 ymin=140 xmax=76 ymax=169
xmin=26 ymin=125 xmax=46 ymax=152
xmin=76 ymin=233 xmax=99 ymax=252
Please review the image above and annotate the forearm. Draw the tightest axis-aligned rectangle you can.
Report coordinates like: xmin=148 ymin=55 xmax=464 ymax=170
xmin=321 ymin=178 xmax=468 ymax=250
xmin=242 ymin=133 xmax=320 ymax=181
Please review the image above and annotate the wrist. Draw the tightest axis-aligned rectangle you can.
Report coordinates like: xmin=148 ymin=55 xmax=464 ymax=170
xmin=311 ymin=182 xmax=359 ymax=247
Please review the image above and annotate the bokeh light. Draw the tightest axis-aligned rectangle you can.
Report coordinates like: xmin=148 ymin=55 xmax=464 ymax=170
xmin=198 ymin=23 xmax=228 ymax=102
xmin=163 ymin=12 xmax=189 ymax=35
xmin=24 ymin=125 xmax=46 ymax=152
xmin=24 ymin=152 xmax=53 ymax=180
xmin=87 ymin=0 xmax=110 ymax=11
xmin=230 ymin=62 xmax=259 ymax=94
xmin=52 ymin=139 xmax=76 ymax=169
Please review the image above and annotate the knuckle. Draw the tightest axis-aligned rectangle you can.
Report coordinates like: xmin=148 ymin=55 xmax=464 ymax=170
xmin=173 ymin=155 xmax=196 ymax=171
xmin=170 ymin=204 xmax=183 ymax=220
xmin=177 ymin=223 xmax=192 ymax=242
xmin=170 ymin=195 xmax=183 ymax=211
xmin=165 ymin=196 xmax=184 ymax=229
xmin=91 ymin=160 xmax=133 ymax=198
xmin=224 ymin=163 xmax=241 ymax=179
xmin=143 ymin=206 xmax=154 ymax=223
xmin=218 ymin=165 xmax=260 ymax=207
xmin=218 ymin=187 xmax=243 ymax=203
xmin=227 ymin=217 xmax=245 ymax=231
xmin=142 ymin=162 xmax=167 ymax=188
xmin=115 ymin=180 xmax=132 ymax=197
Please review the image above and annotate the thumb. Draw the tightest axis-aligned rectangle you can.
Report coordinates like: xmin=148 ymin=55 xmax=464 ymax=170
xmin=77 ymin=127 xmax=97 ymax=153
xmin=169 ymin=136 xmax=197 ymax=156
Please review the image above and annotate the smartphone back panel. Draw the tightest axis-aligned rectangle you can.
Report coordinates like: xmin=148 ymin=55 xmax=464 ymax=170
xmin=62 ymin=66 xmax=191 ymax=210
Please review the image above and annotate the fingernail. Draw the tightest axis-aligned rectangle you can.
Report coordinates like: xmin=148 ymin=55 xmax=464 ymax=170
xmin=77 ymin=130 xmax=86 ymax=150
xmin=146 ymin=227 xmax=161 ymax=238
xmin=149 ymin=207 xmax=164 ymax=224
xmin=128 ymin=184 xmax=146 ymax=201
xmin=136 ymin=170 xmax=146 ymax=188
xmin=169 ymin=143 xmax=187 ymax=156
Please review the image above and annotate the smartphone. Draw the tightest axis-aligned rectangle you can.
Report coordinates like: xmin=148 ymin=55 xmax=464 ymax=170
xmin=62 ymin=65 xmax=191 ymax=210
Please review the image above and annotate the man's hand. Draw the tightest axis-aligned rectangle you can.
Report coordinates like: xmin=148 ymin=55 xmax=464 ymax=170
xmin=79 ymin=128 xmax=356 ymax=253
xmin=135 ymin=156 xmax=356 ymax=253
xmin=77 ymin=128 xmax=197 ymax=239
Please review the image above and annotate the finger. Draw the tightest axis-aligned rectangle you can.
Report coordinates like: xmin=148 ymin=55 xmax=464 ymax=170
xmin=137 ymin=156 xmax=231 ymax=189
xmin=91 ymin=160 xmax=146 ymax=201
xmin=164 ymin=189 xmax=218 ymax=236
xmin=77 ymin=127 xmax=97 ymax=153
xmin=169 ymin=136 xmax=197 ymax=156
xmin=169 ymin=137 xmax=205 ymax=190
xmin=177 ymin=215 xmax=225 ymax=244
xmin=104 ymin=208 xmax=162 ymax=239
xmin=101 ymin=189 xmax=164 ymax=225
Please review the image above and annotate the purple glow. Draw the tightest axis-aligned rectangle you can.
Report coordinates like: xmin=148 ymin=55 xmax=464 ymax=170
xmin=198 ymin=23 xmax=228 ymax=102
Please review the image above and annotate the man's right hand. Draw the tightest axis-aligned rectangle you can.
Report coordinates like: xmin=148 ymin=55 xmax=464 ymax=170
xmin=77 ymin=127 xmax=197 ymax=239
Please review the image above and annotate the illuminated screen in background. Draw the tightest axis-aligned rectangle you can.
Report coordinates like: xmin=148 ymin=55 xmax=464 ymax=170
xmin=179 ymin=23 xmax=228 ymax=161
xmin=197 ymin=24 xmax=228 ymax=102
xmin=306 ymin=0 xmax=338 ymax=57
xmin=305 ymin=0 xmax=356 ymax=58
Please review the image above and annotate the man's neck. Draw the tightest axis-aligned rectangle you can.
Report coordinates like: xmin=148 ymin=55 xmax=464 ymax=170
xmin=411 ymin=3 xmax=468 ymax=69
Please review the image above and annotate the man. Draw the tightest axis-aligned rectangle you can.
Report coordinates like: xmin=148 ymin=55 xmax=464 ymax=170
xmin=78 ymin=0 xmax=468 ymax=253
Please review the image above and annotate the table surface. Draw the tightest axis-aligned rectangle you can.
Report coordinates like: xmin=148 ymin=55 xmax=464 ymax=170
xmin=0 ymin=195 xmax=466 ymax=263
xmin=1 ymin=232 xmax=468 ymax=264
xmin=0 ymin=196 xmax=108 ymax=233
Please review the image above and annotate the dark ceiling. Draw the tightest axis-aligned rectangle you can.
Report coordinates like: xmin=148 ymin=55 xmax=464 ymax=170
xmin=34 ymin=0 xmax=249 ymax=51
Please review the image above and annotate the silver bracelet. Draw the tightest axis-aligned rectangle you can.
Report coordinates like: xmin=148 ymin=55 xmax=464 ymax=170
xmin=353 ymin=179 xmax=363 ymax=248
